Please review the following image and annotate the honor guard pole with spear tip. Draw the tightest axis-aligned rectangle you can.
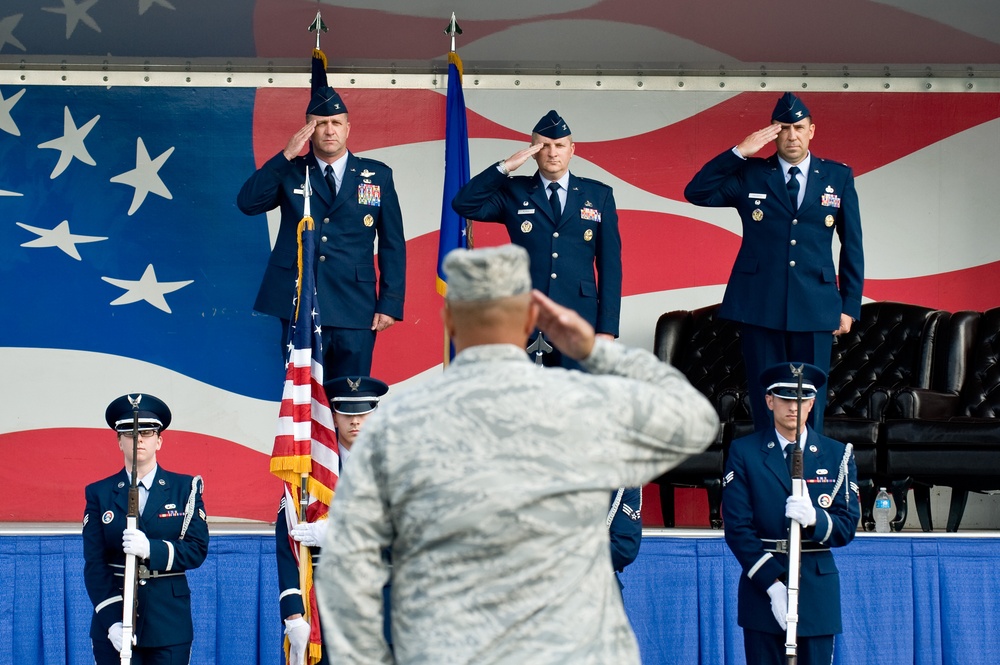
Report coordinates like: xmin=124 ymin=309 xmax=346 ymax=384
xmin=308 ymin=10 xmax=328 ymax=49
xmin=120 ymin=395 xmax=142 ymax=664
xmin=297 ymin=168 xmax=313 ymax=659
xmin=785 ymin=364 xmax=806 ymax=664
xmin=526 ymin=333 xmax=553 ymax=365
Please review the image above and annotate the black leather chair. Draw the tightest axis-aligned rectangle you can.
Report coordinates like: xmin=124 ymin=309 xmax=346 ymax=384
xmin=885 ymin=308 xmax=1000 ymax=531
xmin=652 ymin=305 xmax=739 ymax=528
xmin=823 ymin=302 xmax=949 ymax=530
xmin=656 ymin=301 xmax=948 ymax=531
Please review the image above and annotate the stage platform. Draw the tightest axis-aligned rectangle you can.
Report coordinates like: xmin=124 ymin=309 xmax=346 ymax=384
xmin=2 ymin=526 xmax=998 ymax=664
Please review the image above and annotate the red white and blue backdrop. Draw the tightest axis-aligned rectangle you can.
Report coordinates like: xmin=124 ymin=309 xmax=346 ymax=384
xmin=2 ymin=0 xmax=1000 ymax=526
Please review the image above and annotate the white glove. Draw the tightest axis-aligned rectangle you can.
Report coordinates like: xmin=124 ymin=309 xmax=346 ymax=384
xmin=290 ymin=520 xmax=329 ymax=548
xmin=107 ymin=622 xmax=124 ymax=652
xmin=284 ymin=616 xmax=310 ymax=664
xmin=785 ymin=494 xmax=817 ymax=527
xmin=766 ymin=581 xmax=788 ymax=630
xmin=122 ymin=527 xmax=151 ymax=559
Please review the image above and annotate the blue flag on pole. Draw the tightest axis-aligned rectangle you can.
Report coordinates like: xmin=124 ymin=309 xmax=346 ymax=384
xmin=436 ymin=51 xmax=471 ymax=296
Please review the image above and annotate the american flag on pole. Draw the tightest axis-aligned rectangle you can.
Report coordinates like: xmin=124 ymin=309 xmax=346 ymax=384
xmin=268 ymin=156 xmax=336 ymax=664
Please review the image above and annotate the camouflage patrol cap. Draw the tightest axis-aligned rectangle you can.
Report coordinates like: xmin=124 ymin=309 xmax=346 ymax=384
xmin=443 ymin=244 xmax=532 ymax=302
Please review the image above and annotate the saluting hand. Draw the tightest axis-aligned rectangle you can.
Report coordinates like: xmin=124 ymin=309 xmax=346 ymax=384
xmin=735 ymin=124 xmax=781 ymax=158
xmin=532 ymin=289 xmax=596 ymax=361
xmin=500 ymin=142 xmax=544 ymax=174
xmin=282 ymin=120 xmax=318 ymax=161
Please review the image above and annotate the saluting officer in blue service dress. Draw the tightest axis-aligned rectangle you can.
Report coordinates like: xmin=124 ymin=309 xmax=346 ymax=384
xmin=237 ymin=84 xmax=407 ymax=379
xmin=608 ymin=487 xmax=642 ymax=592
xmin=684 ymin=93 xmax=864 ymax=432
xmin=451 ymin=110 xmax=622 ymax=369
xmin=722 ymin=363 xmax=859 ymax=665
xmin=276 ymin=376 xmax=390 ymax=665
xmin=83 ymin=394 xmax=209 ymax=665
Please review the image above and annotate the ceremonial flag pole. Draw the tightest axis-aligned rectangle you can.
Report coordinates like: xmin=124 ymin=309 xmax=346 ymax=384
xmin=436 ymin=12 xmax=471 ymax=366
xmin=267 ymin=13 xmax=337 ymax=665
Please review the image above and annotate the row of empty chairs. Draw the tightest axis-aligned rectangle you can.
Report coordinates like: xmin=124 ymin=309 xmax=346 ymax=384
xmin=653 ymin=302 xmax=1000 ymax=532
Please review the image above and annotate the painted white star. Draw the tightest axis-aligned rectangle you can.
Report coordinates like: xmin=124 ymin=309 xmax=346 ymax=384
xmin=42 ymin=0 xmax=101 ymax=40
xmin=0 ymin=189 xmax=22 ymax=196
xmin=101 ymin=264 xmax=193 ymax=313
xmin=0 ymin=87 xmax=25 ymax=136
xmin=0 ymin=14 xmax=26 ymax=53
xmin=138 ymin=0 xmax=175 ymax=15
xmin=110 ymin=137 xmax=174 ymax=215
xmin=37 ymin=106 xmax=100 ymax=179
xmin=17 ymin=219 xmax=107 ymax=260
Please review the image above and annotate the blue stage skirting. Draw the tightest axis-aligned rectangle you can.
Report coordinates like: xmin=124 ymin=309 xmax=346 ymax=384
xmin=1 ymin=531 xmax=998 ymax=664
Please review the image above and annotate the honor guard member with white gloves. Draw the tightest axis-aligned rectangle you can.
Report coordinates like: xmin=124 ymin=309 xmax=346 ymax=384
xmin=314 ymin=244 xmax=719 ymax=664
xmin=684 ymin=93 xmax=864 ymax=433
xmin=451 ymin=110 xmax=622 ymax=369
xmin=237 ymin=80 xmax=406 ymax=379
xmin=83 ymin=394 xmax=209 ymax=665
xmin=276 ymin=376 xmax=389 ymax=665
xmin=722 ymin=363 xmax=859 ymax=665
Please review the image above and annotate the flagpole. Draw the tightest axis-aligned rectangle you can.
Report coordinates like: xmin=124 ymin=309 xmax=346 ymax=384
xmin=440 ymin=12 xmax=468 ymax=369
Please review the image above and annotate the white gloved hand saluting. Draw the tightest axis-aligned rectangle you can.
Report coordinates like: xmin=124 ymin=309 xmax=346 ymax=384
xmin=284 ymin=616 xmax=310 ymax=664
xmin=122 ymin=527 xmax=151 ymax=559
xmin=108 ymin=621 xmax=124 ymax=651
xmin=289 ymin=520 xmax=329 ymax=548
xmin=766 ymin=581 xmax=788 ymax=630
xmin=785 ymin=494 xmax=817 ymax=527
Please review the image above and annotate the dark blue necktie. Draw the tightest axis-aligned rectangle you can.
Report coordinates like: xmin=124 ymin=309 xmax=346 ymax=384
xmin=548 ymin=181 xmax=561 ymax=221
xmin=786 ymin=166 xmax=801 ymax=211
xmin=325 ymin=164 xmax=338 ymax=197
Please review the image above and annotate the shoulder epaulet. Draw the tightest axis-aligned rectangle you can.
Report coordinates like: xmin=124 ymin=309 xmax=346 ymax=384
xmin=817 ymin=156 xmax=851 ymax=170
xmin=575 ymin=175 xmax=612 ymax=190
xmin=354 ymin=155 xmax=392 ymax=170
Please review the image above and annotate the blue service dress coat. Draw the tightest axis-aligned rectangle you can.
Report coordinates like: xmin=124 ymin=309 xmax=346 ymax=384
xmin=83 ymin=467 xmax=209 ymax=649
xmin=452 ymin=165 xmax=622 ymax=336
xmin=237 ymin=151 xmax=406 ymax=329
xmin=684 ymin=149 xmax=863 ymax=332
xmin=609 ymin=487 xmax=642 ymax=574
xmin=722 ymin=427 xmax=859 ymax=636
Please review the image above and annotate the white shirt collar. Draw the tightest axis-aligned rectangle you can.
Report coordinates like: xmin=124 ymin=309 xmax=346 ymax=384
xmin=126 ymin=464 xmax=158 ymax=490
xmin=539 ymin=171 xmax=570 ymax=191
xmin=776 ymin=429 xmax=808 ymax=452
xmin=777 ymin=152 xmax=811 ymax=179
xmin=315 ymin=151 xmax=349 ymax=184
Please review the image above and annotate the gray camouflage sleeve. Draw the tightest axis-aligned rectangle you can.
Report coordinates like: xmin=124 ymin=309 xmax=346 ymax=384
xmin=581 ymin=339 xmax=720 ymax=487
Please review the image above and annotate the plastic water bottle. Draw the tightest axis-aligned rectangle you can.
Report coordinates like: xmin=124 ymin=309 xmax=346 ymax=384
xmin=874 ymin=487 xmax=892 ymax=533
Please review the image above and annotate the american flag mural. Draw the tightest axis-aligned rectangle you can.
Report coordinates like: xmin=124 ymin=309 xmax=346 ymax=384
xmin=1 ymin=0 xmax=998 ymax=524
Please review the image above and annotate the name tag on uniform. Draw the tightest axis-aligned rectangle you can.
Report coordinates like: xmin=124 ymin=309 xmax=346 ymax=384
xmin=748 ymin=193 xmax=767 ymax=199
xmin=517 ymin=208 xmax=535 ymax=215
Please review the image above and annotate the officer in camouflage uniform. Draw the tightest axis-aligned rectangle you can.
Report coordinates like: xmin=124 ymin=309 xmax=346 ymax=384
xmin=315 ymin=244 xmax=719 ymax=664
